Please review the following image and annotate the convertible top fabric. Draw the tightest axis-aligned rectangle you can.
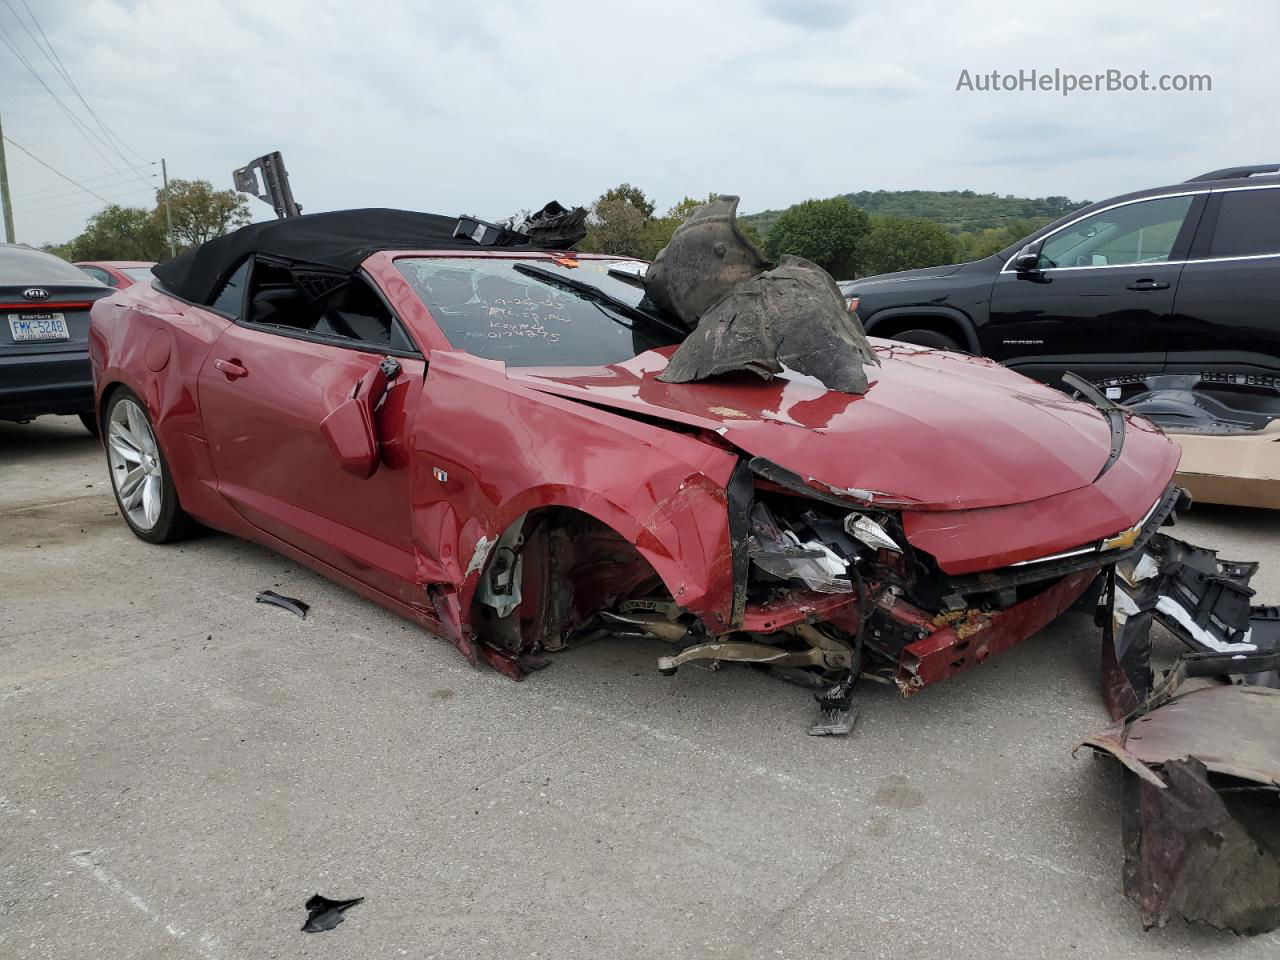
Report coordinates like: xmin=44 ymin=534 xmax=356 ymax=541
xmin=151 ymin=208 xmax=536 ymax=305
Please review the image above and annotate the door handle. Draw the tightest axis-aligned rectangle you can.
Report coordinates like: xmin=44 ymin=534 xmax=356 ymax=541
xmin=214 ymin=358 xmax=248 ymax=380
xmin=1126 ymin=279 xmax=1170 ymax=291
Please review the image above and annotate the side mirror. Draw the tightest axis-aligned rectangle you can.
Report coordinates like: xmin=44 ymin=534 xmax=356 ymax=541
xmin=319 ymin=357 xmax=400 ymax=479
xmin=1011 ymin=242 xmax=1042 ymax=273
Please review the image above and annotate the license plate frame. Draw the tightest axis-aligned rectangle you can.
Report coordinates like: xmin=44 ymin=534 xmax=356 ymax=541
xmin=8 ymin=312 xmax=69 ymax=343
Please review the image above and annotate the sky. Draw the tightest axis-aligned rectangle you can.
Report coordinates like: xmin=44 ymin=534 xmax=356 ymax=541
xmin=1 ymin=0 xmax=1276 ymax=247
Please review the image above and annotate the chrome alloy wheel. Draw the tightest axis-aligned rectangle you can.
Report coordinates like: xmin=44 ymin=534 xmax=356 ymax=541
xmin=106 ymin=398 xmax=164 ymax=530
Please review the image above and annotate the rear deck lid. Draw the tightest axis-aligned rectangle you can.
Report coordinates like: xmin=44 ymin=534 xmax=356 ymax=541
xmin=0 ymin=245 xmax=110 ymax=354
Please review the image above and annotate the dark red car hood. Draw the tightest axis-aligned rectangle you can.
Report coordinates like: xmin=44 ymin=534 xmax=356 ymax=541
xmin=512 ymin=342 xmax=1173 ymax=512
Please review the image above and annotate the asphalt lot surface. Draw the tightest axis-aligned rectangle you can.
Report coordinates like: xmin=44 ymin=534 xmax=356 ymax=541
xmin=5 ymin=415 xmax=1280 ymax=959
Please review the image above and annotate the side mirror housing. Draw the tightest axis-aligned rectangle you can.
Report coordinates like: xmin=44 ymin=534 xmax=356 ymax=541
xmin=1011 ymin=243 xmax=1042 ymax=273
xmin=320 ymin=392 xmax=379 ymax=478
xmin=319 ymin=357 xmax=400 ymax=479
xmin=1008 ymin=244 xmax=1039 ymax=273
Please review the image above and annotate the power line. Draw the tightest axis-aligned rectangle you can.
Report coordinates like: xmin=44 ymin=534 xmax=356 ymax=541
xmin=16 ymin=184 xmax=156 ymax=215
xmin=0 ymin=22 xmax=127 ymax=178
xmin=1 ymin=134 xmax=110 ymax=203
xmin=0 ymin=14 xmax=153 ymax=197
xmin=10 ymin=161 xmax=156 ymax=201
xmin=9 ymin=0 xmax=150 ymax=168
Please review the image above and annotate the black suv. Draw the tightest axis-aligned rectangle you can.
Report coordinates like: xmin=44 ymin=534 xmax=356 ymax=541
xmin=842 ymin=164 xmax=1280 ymax=388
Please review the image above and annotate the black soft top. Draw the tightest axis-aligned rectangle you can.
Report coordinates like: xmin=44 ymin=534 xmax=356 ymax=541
xmin=151 ymin=207 xmax=559 ymax=305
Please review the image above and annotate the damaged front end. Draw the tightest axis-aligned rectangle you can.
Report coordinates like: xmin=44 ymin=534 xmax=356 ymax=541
xmin=574 ymin=448 xmax=1183 ymax=738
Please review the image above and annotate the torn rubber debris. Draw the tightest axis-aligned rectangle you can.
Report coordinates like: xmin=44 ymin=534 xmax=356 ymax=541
xmin=643 ymin=195 xmax=769 ymax=329
xmin=255 ymin=590 xmax=309 ymax=619
xmin=658 ymin=255 xmax=876 ymax=395
xmin=302 ymin=893 xmax=363 ymax=932
xmin=643 ymin=194 xmax=877 ymax=395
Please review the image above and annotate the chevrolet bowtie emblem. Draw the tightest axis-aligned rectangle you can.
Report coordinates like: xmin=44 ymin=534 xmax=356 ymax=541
xmin=1101 ymin=524 xmax=1142 ymax=552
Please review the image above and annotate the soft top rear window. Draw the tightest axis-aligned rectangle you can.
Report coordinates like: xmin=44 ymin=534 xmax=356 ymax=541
xmin=396 ymin=257 xmax=680 ymax=367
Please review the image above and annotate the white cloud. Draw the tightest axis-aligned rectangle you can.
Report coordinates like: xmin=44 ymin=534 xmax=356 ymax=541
xmin=0 ymin=0 xmax=1275 ymax=246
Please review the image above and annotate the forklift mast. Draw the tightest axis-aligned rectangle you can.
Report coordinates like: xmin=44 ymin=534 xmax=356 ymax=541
xmin=232 ymin=151 xmax=301 ymax=219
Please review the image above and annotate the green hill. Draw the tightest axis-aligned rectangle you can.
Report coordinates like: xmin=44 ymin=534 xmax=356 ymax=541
xmin=741 ymin=190 xmax=1090 ymax=239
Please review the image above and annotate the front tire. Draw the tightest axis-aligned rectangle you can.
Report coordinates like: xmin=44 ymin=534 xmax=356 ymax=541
xmin=103 ymin=388 xmax=192 ymax=544
xmin=892 ymin=329 xmax=964 ymax=352
xmin=78 ymin=411 xmax=99 ymax=436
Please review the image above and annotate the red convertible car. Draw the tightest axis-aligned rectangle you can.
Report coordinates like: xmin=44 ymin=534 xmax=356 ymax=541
xmin=89 ymin=209 xmax=1181 ymax=731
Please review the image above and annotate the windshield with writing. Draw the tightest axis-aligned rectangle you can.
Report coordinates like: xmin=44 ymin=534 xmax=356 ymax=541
xmin=396 ymin=257 xmax=680 ymax=367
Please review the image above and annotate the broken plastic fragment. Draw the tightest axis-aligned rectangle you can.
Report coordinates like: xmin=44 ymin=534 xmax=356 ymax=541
xmin=748 ymin=531 xmax=851 ymax=594
xmin=255 ymin=590 xmax=309 ymax=619
xmin=301 ymin=894 xmax=363 ymax=933
xmin=843 ymin=513 xmax=901 ymax=553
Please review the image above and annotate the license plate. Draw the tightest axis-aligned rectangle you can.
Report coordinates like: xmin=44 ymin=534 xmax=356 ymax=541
xmin=8 ymin=313 xmax=69 ymax=342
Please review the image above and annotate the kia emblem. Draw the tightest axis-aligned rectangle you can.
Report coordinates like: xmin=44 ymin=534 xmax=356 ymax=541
xmin=23 ymin=287 xmax=50 ymax=301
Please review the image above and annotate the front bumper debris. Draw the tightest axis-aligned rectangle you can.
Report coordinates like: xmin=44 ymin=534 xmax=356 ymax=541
xmin=1080 ymin=532 xmax=1280 ymax=933
xmin=893 ymin=569 xmax=1098 ymax=693
xmin=1080 ymin=666 xmax=1280 ymax=934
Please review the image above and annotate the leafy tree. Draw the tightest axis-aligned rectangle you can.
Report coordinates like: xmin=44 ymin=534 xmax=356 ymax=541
xmin=583 ymin=183 xmax=699 ymax=258
xmin=599 ymin=182 xmax=655 ymax=219
xmin=861 ymin=216 xmax=960 ymax=276
xmin=736 ymin=218 xmax=764 ymax=253
xmin=739 ymin=190 xmax=1089 ymax=243
xmin=764 ymin=197 xmax=869 ymax=278
xmin=64 ymin=204 xmax=168 ymax=261
xmin=151 ymin=178 xmax=251 ymax=250
xmin=584 ymin=194 xmax=650 ymax=256
xmin=956 ymin=220 xmax=1041 ymax=261
xmin=43 ymin=178 xmax=252 ymax=262
xmin=636 ymin=194 xmax=714 ymax=260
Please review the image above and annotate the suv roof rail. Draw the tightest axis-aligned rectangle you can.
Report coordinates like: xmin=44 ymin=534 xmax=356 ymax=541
xmin=1186 ymin=163 xmax=1280 ymax=183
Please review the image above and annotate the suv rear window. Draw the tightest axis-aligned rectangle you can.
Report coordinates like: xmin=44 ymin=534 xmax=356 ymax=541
xmin=397 ymin=257 xmax=679 ymax=367
xmin=1208 ymin=189 xmax=1280 ymax=258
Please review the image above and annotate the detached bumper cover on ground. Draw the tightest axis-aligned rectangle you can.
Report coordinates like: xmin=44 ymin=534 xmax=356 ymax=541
xmin=1080 ymin=533 xmax=1280 ymax=933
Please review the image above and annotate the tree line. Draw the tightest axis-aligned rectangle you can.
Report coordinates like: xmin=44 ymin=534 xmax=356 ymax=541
xmin=42 ymin=179 xmax=251 ymax=262
xmin=584 ymin=184 xmax=1083 ymax=279
xmin=43 ymin=178 xmax=1075 ymax=281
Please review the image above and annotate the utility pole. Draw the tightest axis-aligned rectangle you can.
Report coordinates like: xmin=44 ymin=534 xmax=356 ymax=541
xmin=160 ymin=157 xmax=176 ymax=257
xmin=0 ymin=112 xmax=15 ymax=243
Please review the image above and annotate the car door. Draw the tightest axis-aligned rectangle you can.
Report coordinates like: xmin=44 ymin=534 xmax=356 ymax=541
xmin=196 ymin=255 xmax=427 ymax=605
xmin=986 ymin=193 xmax=1204 ymax=384
xmin=1167 ymin=184 xmax=1280 ymax=378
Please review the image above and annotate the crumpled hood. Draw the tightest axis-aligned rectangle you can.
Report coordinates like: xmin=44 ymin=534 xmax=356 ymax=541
xmin=511 ymin=342 xmax=1176 ymax=511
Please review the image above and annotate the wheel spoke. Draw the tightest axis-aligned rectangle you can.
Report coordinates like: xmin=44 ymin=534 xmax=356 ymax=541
xmin=117 ymin=466 xmax=145 ymax=500
xmin=126 ymin=405 xmax=148 ymax=453
xmin=142 ymin=476 xmax=160 ymax=526
xmin=109 ymin=432 xmax=143 ymax=464
xmin=123 ymin=475 xmax=145 ymax=511
xmin=108 ymin=422 xmax=143 ymax=461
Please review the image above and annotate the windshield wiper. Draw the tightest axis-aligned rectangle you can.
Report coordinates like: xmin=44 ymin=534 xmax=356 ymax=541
xmin=512 ymin=263 xmax=686 ymax=337
xmin=1063 ymin=371 xmax=1126 ymax=481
